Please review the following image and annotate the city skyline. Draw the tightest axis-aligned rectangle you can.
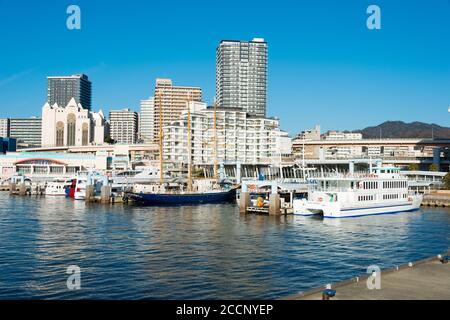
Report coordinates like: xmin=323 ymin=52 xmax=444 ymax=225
xmin=0 ymin=0 xmax=449 ymax=135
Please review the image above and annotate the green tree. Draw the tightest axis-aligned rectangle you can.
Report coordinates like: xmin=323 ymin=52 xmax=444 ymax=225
xmin=443 ymin=172 xmax=450 ymax=190
xmin=104 ymin=136 xmax=116 ymax=144
xmin=408 ymin=163 xmax=419 ymax=171
xmin=429 ymin=163 xmax=439 ymax=172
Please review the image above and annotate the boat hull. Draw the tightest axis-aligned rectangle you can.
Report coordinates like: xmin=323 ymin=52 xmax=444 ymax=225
xmin=127 ymin=188 xmax=237 ymax=205
xmin=294 ymin=195 xmax=423 ymax=219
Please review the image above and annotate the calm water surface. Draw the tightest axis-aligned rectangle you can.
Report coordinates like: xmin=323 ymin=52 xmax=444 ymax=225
xmin=0 ymin=193 xmax=448 ymax=299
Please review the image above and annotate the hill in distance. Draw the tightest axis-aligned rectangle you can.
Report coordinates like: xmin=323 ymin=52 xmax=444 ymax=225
xmin=353 ymin=121 xmax=450 ymax=139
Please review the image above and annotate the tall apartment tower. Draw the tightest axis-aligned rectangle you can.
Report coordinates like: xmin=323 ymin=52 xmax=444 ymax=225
xmin=216 ymin=38 xmax=268 ymax=117
xmin=109 ymin=109 xmax=138 ymax=144
xmin=47 ymin=74 xmax=92 ymax=110
xmin=139 ymin=97 xmax=155 ymax=143
xmin=153 ymin=78 xmax=202 ymax=141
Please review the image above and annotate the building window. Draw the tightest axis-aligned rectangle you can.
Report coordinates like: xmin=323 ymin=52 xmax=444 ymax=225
xmin=56 ymin=121 xmax=64 ymax=146
xmin=82 ymin=123 xmax=89 ymax=146
xmin=67 ymin=113 xmax=76 ymax=146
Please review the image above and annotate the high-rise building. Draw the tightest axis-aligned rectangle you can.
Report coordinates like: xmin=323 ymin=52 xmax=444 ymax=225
xmin=10 ymin=117 xmax=42 ymax=148
xmin=0 ymin=118 xmax=10 ymax=137
xmin=164 ymin=102 xmax=291 ymax=165
xmin=216 ymin=38 xmax=268 ymax=117
xmin=139 ymin=97 xmax=155 ymax=143
xmin=47 ymin=74 xmax=92 ymax=110
xmin=109 ymin=109 xmax=138 ymax=144
xmin=153 ymin=78 xmax=202 ymax=142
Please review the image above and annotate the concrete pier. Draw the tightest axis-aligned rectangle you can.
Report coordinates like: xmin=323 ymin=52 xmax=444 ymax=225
xmin=19 ymin=183 xmax=27 ymax=196
xmin=85 ymin=185 xmax=94 ymax=203
xmin=239 ymin=192 xmax=250 ymax=213
xmin=422 ymin=191 xmax=450 ymax=207
xmin=269 ymin=193 xmax=280 ymax=215
xmin=101 ymin=186 xmax=111 ymax=204
xmin=9 ymin=183 xmax=16 ymax=194
xmin=283 ymin=253 xmax=450 ymax=300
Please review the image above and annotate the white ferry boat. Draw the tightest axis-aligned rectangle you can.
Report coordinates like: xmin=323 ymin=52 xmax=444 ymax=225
xmin=45 ymin=179 xmax=72 ymax=196
xmin=293 ymin=167 xmax=423 ymax=219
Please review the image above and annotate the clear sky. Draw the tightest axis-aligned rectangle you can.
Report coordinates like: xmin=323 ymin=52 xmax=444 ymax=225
xmin=0 ymin=0 xmax=449 ymax=135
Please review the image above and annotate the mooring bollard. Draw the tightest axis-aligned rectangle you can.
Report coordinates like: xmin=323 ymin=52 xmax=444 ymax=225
xmin=438 ymin=254 xmax=449 ymax=264
xmin=322 ymin=289 xmax=336 ymax=300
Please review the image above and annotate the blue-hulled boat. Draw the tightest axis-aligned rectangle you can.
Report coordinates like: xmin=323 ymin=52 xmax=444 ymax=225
xmin=126 ymin=187 xmax=237 ymax=205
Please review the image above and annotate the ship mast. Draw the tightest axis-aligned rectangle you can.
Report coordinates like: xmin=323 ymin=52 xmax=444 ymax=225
xmin=213 ymin=100 xmax=218 ymax=180
xmin=187 ymin=93 xmax=193 ymax=192
xmin=158 ymin=90 xmax=164 ymax=185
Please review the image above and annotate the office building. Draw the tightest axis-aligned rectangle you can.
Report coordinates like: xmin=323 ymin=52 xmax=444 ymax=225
xmin=216 ymin=38 xmax=268 ymax=117
xmin=47 ymin=74 xmax=92 ymax=110
xmin=153 ymin=78 xmax=202 ymax=142
xmin=9 ymin=117 xmax=42 ymax=148
xmin=109 ymin=109 xmax=138 ymax=144
xmin=139 ymin=97 xmax=155 ymax=143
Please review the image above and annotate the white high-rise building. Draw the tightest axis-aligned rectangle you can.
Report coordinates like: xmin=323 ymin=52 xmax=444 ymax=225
xmin=41 ymin=98 xmax=106 ymax=147
xmin=139 ymin=97 xmax=155 ymax=143
xmin=109 ymin=109 xmax=138 ymax=144
xmin=216 ymin=38 xmax=268 ymax=117
xmin=163 ymin=102 xmax=290 ymax=165
xmin=0 ymin=118 xmax=10 ymax=137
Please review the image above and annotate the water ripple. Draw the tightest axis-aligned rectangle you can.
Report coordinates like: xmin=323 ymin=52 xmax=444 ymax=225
xmin=0 ymin=194 xmax=449 ymax=299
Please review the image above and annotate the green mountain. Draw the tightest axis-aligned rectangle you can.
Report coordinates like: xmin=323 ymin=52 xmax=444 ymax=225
xmin=355 ymin=121 xmax=450 ymax=139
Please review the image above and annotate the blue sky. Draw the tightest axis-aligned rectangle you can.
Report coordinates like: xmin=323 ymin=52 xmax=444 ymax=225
xmin=0 ymin=0 xmax=449 ymax=135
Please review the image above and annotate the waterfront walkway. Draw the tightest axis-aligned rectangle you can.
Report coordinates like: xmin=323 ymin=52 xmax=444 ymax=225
xmin=284 ymin=254 xmax=450 ymax=300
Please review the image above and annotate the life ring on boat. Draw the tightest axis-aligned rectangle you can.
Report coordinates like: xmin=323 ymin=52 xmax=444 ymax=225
xmin=318 ymin=197 xmax=323 ymax=202
xmin=408 ymin=197 xmax=413 ymax=202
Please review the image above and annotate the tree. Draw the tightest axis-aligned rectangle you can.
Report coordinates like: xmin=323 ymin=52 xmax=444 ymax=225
xmin=429 ymin=164 xmax=439 ymax=172
xmin=408 ymin=163 xmax=419 ymax=171
xmin=444 ymin=172 xmax=450 ymax=190
xmin=104 ymin=136 xmax=116 ymax=144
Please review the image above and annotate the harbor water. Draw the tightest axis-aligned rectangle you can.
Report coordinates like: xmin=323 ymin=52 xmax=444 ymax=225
xmin=0 ymin=193 xmax=449 ymax=299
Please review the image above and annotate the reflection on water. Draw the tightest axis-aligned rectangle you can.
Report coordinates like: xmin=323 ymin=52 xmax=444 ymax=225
xmin=0 ymin=193 xmax=448 ymax=299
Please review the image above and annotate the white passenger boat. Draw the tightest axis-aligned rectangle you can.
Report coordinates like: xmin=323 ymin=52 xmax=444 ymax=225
xmin=293 ymin=167 xmax=423 ymax=219
xmin=45 ymin=179 xmax=72 ymax=196
xmin=74 ymin=176 xmax=88 ymax=200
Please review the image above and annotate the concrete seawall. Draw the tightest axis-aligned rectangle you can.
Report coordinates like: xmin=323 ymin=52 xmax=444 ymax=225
xmin=283 ymin=252 xmax=450 ymax=300
xmin=422 ymin=190 xmax=450 ymax=207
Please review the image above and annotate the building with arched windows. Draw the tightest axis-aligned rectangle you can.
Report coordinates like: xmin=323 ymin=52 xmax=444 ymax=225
xmin=41 ymin=97 xmax=106 ymax=148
